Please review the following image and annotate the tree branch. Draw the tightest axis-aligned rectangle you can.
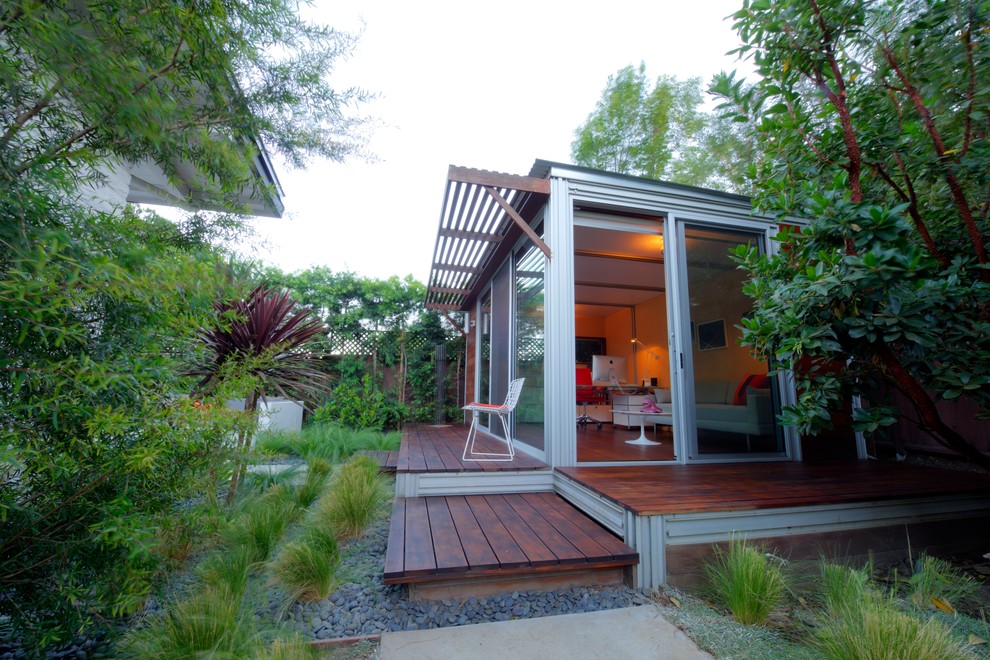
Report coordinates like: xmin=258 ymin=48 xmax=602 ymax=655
xmin=961 ymin=19 xmax=976 ymax=157
xmin=13 ymin=36 xmax=188 ymax=177
xmin=876 ymin=343 xmax=990 ymax=472
xmin=881 ymin=44 xmax=988 ymax=273
xmin=809 ymin=0 xmax=862 ymax=205
xmin=0 ymin=72 xmax=73 ymax=153
xmin=866 ymin=156 xmax=949 ymax=268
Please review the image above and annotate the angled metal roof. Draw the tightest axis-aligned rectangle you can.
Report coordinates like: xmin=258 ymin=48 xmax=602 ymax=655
xmin=425 ymin=166 xmax=550 ymax=312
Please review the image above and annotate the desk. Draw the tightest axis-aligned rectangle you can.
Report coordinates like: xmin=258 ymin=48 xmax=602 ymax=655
xmin=617 ymin=410 xmax=671 ymax=445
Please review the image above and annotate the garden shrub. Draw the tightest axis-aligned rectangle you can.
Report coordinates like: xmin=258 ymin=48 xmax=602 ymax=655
xmin=704 ymin=537 xmax=786 ymax=625
xmin=315 ymin=374 xmax=406 ymax=431
xmin=313 ymin=455 xmax=390 ymax=540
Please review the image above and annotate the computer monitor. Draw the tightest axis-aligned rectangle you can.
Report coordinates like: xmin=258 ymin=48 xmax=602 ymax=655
xmin=591 ymin=355 xmax=627 ymax=384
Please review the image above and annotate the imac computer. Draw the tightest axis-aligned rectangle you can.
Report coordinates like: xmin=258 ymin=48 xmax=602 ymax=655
xmin=591 ymin=355 xmax=627 ymax=384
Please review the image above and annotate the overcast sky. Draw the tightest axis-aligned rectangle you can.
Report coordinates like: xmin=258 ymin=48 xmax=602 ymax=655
xmin=242 ymin=0 xmax=751 ymax=284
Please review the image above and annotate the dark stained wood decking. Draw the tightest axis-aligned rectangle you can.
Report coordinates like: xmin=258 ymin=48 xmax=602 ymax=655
xmin=398 ymin=423 xmax=549 ymax=473
xmin=557 ymin=461 xmax=990 ymax=516
xmin=384 ymin=492 xmax=637 ymax=584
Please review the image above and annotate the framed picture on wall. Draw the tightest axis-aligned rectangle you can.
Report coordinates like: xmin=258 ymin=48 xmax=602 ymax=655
xmin=697 ymin=320 xmax=727 ymax=351
xmin=575 ymin=337 xmax=606 ymax=366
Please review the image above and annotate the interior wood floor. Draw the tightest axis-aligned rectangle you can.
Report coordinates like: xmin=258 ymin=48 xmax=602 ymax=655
xmin=576 ymin=422 xmax=676 ymax=462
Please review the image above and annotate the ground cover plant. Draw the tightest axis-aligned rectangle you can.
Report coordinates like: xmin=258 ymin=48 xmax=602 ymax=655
xmin=116 ymin=437 xmax=393 ymax=657
xmin=684 ymin=538 xmax=990 ymax=658
xmin=704 ymin=537 xmax=787 ymax=625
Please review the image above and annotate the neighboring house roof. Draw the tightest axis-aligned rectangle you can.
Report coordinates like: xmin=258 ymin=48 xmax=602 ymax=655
xmin=124 ymin=136 xmax=284 ymax=218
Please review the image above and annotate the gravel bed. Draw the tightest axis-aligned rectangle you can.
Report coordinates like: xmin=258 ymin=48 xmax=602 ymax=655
xmin=271 ymin=514 xmax=655 ymax=640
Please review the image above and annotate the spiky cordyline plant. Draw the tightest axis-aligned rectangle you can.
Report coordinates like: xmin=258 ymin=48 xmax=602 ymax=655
xmin=189 ymin=283 xmax=328 ymax=503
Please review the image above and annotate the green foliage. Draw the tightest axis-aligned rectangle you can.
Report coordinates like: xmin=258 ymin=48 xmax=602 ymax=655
xmin=704 ymin=537 xmax=787 ymax=625
xmin=270 ymin=529 xmax=341 ymax=603
xmin=815 ymin=593 xmax=972 ymax=660
xmin=118 ymin=586 xmax=257 ymax=659
xmin=316 ymin=375 xmax=407 ymax=431
xmin=0 ymin=207 xmax=250 ymax=647
xmin=818 ymin=562 xmax=874 ymax=616
xmin=814 ymin=562 xmax=977 ymax=659
xmin=295 ymin=460 xmax=332 ymax=509
xmin=907 ymin=554 xmax=978 ymax=612
xmin=0 ymin=0 xmax=369 ymax=197
xmin=262 ymin=265 xmax=464 ymax=425
xmin=197 ymin=546 xmax=254 ymax=603
xmin=223 ymin=493 xmax=300 ymax=564
xmin=256 ymin=423 xmax=399 ymax=462
xmin=314 ymin=456 xmax=390 ymax=541
xmin=1 ymin=0 xmax=369 ymax=647
xmin=713 ymin=0 xmax=990 ymax=467
xmin=572 ymin=63 xmax=754 ymax=192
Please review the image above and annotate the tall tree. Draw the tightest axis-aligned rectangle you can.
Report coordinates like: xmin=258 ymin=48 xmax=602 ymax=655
xmin=713 ymin=0 xmax=990 ymax=469
xmin=572 ymin=63 xmax=705 ymax=180
xmin=0 ymin=0 xmax=369 ymax=647
xmin=572 ymin=63 xmax=754 ymax=192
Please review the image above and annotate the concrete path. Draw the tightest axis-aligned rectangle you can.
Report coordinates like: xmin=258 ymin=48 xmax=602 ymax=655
xmin=378 ymin=605 xmax=713 ymax=659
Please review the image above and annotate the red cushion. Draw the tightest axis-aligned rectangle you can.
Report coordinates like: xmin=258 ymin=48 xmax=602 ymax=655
xmin=467 ymin=402 xmax=501 ymax=409
xmin=749 ymin=374 xmax=771 ymax=389
xmin=733 ymin=374 xmax=765 ymax=405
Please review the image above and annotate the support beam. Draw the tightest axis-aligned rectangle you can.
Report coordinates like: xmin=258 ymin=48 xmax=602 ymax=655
xmin=440 ymin=310 xmax=468 ymax=337
xmin=484 ymin=186 xmax=551 ymax=260
xmin=448 ymin=165 xmax=550 ymax=195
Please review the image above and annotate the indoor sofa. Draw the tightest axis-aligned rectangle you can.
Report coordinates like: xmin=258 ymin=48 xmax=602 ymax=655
xmin=692 ymin=376 xmax=773 ymax=436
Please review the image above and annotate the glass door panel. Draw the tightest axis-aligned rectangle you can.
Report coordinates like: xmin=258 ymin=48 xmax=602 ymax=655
xmin=683 ymin=224 xmax=783 ymax=457
xmin=478 ymin=288 xmax=492 ymax=431
xmin=514 ymin=239 xmax=545 ymax=451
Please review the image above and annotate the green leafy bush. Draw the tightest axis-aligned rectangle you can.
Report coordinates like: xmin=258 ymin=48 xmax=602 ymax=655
xmin=315 ymin=375 xmax=406 ymax=431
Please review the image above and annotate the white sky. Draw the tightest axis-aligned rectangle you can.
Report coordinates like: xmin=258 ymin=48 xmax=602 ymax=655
xmin=242 ymin=0 xmax=750 ymax=285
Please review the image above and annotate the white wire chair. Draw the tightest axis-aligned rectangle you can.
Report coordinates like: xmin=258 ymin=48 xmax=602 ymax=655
xmin=462 ymin=377 xmax=526 ymax=462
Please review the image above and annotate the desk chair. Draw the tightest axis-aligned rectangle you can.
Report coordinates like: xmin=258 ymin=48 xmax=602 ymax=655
xmin=576 ymin=367 xmax=606 ymax=429
xmin=462 ymin=377 xmax=526 ymax=462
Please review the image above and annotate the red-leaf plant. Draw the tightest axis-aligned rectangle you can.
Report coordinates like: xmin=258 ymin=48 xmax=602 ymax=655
xmin=189 ymin=284 xmax=328 ymax=503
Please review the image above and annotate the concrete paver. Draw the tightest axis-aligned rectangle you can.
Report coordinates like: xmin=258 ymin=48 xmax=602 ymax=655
xmin=378 ymin=605 xmax=713 ymax=659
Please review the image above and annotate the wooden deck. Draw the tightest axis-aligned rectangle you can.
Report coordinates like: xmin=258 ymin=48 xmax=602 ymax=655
xmin=384 ymin=492 xmax=638 ymax=599
xmin=557 ymin=461 xmax=990 ymax=516
xmin=398 ymin=424 xmax=548 ymax=473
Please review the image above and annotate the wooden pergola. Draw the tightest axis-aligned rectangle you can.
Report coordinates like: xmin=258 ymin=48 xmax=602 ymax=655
xmin=425 ymin=166 xmax=551 ymax=319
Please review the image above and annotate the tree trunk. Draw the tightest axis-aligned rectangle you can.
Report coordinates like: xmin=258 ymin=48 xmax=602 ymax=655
xmin=226 ymin=389 xmax=259 ymax=504
xmin=877 ymin=345 xmax=990 ymax=472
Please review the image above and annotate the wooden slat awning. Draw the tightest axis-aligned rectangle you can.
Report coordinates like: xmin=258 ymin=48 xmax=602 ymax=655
xmin=425 ymin=165 xmax=550 ymax=312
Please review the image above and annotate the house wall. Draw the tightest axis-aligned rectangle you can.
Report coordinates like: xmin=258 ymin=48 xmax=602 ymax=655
xmin=604 ymin=308 xmax=634 ymax=382
xmin=83 ymin=161 xmax=133 ymax=214
xmin=632 ymin=294 xmax=669 ymax=387
xmin=575 ymin=315 xmax=605 ymax=340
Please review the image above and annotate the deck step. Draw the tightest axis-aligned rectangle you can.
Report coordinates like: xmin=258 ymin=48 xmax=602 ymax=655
xmin=384 ymin=493 xmax=638 ymax=600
